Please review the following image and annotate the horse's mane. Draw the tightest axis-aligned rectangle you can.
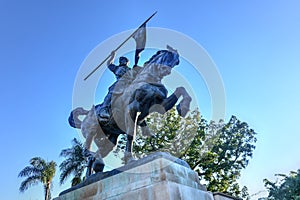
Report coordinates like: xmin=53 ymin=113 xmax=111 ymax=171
xmin=143 ymin=50 xmax=165 ymax=66
xmin=144 ymin=49 xmax=179 ymax=66
xmin=138 ymin=47 xmax=180 ymax=75
xmin=118 ymin=47 xmax=179 ymax=86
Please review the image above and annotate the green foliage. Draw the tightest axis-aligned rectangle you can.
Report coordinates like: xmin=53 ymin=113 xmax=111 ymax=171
xmin=200 ymin=115 xmax=257 ymax=196
xmin=18 ymin=157 xmax=56 ymax=200
xmin=241 ymin=186 xmax=250 ymax=200
xmin=59 ymin=138 xmax=86 ymax=186
xmin=264 ymin=169 xmax=300 ymax=199
xmin=134 ymin=108 xmax=206 ymax=159
xmin=115 ymin=108 xmax=256 ymax=198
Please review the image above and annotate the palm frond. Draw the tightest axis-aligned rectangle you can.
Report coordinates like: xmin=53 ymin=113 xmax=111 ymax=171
xmin=60 ymin=138 xmax=84 ymax=157
xmin=59 ymin=138 xmax=86 ymax=185
xmin=18 ymin=157 xmax=56 ymax=198
xmin=30 ymin=157 xmax=46 ymax=169
xmin=18 ymin=166 xmax=42 ymax=178
xmin=59 ymin=163 xmax=85 ymax=185
xmin=19 ymin=175 xmax=40 ymax=192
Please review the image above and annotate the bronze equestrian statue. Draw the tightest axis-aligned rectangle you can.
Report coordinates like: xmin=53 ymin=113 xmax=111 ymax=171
xmin=69 ymin=46 xmax=192 ymax=175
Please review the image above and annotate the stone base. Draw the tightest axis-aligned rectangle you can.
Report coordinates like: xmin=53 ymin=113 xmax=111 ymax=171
xmin=213 ymin=193 xmax=242 ymax=200
xmin=54 ymin=152 xmax=214 ymax=200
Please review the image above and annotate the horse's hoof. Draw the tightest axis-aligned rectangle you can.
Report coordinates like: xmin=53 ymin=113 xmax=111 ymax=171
xmin=93 ymin=158 xmax=105 ymax=173
xmin=176 ymin=104 xmax=189 ymax=117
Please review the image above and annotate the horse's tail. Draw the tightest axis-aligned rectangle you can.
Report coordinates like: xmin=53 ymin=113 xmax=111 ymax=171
xmin=68 ymin=107 xmax=89 ymax=129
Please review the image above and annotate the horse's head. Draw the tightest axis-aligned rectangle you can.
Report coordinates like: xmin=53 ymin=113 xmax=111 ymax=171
xmin=142 ymin=46 xmax=180 ymax=79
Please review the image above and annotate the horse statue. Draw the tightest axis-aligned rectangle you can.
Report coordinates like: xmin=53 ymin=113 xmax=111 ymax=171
xmin=69 ymin=46 xmax=192 ymax=175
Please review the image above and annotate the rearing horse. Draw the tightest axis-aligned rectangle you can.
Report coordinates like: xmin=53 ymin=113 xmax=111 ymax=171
xmin=69 ymin=46 xmax=192 ymax=174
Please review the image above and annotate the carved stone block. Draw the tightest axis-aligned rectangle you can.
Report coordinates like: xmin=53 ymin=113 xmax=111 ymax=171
xmin=54 ymin=152 xmax=214 ymax=200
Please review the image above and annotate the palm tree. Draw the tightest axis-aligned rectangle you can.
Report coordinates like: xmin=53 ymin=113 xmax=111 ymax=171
xmin=59 ymin=138 xmax=87 ymax=186
xmin=18 ymin=157 xmax=56 ymax=200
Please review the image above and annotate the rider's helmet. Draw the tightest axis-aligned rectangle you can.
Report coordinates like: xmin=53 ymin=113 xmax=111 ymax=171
xmin=119 ymin=57 xmax=129 ymax=66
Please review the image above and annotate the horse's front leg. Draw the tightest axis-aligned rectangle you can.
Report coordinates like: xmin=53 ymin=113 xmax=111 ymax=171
xmin=175 ymin=87 xmax=192 ymax=117
xmin=159 ymin=87 xmax=191 ymax=117
xmin=158 ymin=87 xmax=182 ymax=113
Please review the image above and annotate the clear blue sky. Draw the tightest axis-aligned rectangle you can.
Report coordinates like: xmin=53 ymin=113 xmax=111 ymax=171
xmin=1 ymin=1 xmax=299 ymax=199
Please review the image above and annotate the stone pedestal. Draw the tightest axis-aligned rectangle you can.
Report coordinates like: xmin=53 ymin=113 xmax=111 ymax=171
xmin=54 ymin=152 xmax=214 ymax=200
xmin=213 ymin=193 xmax=242 ymax=200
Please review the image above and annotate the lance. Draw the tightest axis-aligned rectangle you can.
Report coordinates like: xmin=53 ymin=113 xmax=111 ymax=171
xmin=84 ymin=11 xmax=157 ymax=81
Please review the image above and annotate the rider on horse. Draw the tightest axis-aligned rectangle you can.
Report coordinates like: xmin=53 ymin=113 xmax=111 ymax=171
xmin=96 ymin=51 xmax=131 ymax=122
xmin=96 ymin=51 xmax=142 ymax=119
xmin=69 ymin=46 xmax=192 ymax=174
xmin=95 ymin=51 xmax=153 ymax=135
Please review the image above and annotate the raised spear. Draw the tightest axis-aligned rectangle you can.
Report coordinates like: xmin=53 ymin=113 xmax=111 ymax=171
xmin=84 ymin=11 xmax=157 ymax=81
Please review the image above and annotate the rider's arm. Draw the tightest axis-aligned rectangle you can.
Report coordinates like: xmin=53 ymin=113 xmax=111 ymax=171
xmin=107 ymin=51 xmax=116 ymax=66
xmin=107 ymin=51 xmax=118 ymax=74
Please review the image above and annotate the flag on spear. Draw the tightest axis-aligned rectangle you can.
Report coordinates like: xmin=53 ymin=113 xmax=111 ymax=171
xmin=84 ymin=11 xmax=156 ymax=81
xmin=132 ymin=23 xmax=146 ymax=66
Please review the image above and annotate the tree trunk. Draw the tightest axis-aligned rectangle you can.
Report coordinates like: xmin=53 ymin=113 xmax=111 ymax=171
xmin=44 ymin=183 xmax=50 ymax=200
